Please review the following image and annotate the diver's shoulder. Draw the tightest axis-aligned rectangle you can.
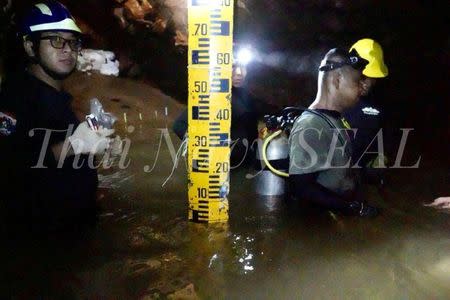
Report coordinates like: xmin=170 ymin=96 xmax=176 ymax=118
xmin=294 ymin=110 xmax=329 ymax=126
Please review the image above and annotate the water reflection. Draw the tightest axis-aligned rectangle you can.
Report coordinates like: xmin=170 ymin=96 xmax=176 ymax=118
xmin=232 ymin=234 xmax=256 ymax=274
xmin=2 ymin=123 xmax=449 ymax=299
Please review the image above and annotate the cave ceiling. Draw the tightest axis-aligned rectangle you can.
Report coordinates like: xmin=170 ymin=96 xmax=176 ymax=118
xmin=1 ymin=0 xmax=448 ymax=109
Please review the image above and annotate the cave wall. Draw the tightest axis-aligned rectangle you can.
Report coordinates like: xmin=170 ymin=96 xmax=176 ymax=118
xmin=1 ymin=0 xmax=448 ymax=147
xmin=0 ymin=0 xmax=13 ymax=85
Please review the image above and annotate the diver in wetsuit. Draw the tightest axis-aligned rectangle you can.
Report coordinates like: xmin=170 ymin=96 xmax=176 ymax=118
xmin=288 ymin=42 xmax=388 ymax=217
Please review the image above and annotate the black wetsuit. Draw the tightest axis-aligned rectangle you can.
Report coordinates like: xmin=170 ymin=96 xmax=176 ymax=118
xmin=0 ymin=72 xmax=98 ymax=228
xmin=288 ymin=109 xmax=378 ymax=217
xmin=344 ymin=98 xmax=382 ymax=166
xmin=344 ymin=98 xmax=386 ymax=185
xmin=173 ymin=87 xmax=272 ymax=167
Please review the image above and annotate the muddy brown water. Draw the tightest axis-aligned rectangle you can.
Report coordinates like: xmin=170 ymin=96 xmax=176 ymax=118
xmin=1 ymin=74 xmax=449 ymax=299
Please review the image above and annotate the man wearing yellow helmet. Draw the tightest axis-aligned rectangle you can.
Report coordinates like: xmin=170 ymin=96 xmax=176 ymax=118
xmin=349 ymin=38 xmax=388 ymax=78
xmin=343 ymin=38 xmax=389 ymax=184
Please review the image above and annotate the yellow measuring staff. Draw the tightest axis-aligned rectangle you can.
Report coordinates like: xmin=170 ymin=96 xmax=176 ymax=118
xmin=187 ymin=0 xmax=234 ymax=223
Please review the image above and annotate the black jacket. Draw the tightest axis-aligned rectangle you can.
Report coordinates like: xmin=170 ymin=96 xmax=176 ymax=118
xmin=0 ymin=72 xmax=98 ymax=223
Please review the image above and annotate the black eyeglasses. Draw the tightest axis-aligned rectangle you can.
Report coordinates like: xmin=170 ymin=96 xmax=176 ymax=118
xmin=39 ymin=35 xmax=82 ymax=51
xmin=319 ymin=49 xmax=368 ymax=72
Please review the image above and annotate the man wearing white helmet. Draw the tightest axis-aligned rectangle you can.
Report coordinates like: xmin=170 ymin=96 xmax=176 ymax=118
xmin=0 ymin=1 xmax=113 ymax=230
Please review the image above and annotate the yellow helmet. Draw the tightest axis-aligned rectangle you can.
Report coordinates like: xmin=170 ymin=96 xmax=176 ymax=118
xmin=350 ymin=38 xmax=388 ymax=78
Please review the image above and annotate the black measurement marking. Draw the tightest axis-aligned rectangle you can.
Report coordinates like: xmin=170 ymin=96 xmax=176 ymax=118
xmin=192 ymin=50 xmax=209 ymax=65
xmin=192 ymin=106 xmax=209 ymax=120
xmin=192 ymin=0 xmax=207 ymax=6
xmin=210 ymin=79 xmax=229 ymax=93
xmin=199 ymin=95 xmax=210 ymax=105
xmin=192 ymin=0 xmax=209 ymax=6
xmin=209 ymin=133 xmax=229 ymax=147
xmin=192 ymin=159 xmax=209 ymax=173
xmin=198 ymin=37 xmax=210 ymax=48
xmin=210 ymin=9 xmax=221 ymax=19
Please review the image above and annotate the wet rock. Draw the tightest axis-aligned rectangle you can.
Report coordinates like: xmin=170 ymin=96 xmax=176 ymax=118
xmin=129 ymin=219 xmax=191 ymax=250
xmin=151 ymin=17 xmax=168 ymax=34
xmin=163 ymin=0 xmax=187 ymax=34
xmin=0 ymin=0 xmax=13 ymax=86
xmin=124 ymin=63 xmax=143 ymax=78
xmin=174 ymin=30 xmax=188 ymax=47
xmin=160 ymin=252 xmax=182 ymax=264
xmin=123 ymin=258 xmax=162 ymax=277
xmin=167 ymin=284 xmax=199 ymax=300
xmin=147 ymin=259 xmax=163 ymax=269
xmin=141 ymin=293 xmax=162 ymax=300
xmin=129 ymin=226 xmax=175 ymax=249
xmin=168 ymin=220 xmax=191 ymax=244
xmin=124 ymin=0 xmax=153 ymax=20
xmin=113 ymin=7 xmax=128 ymax=29
xmin=141 ymin=252 xmax=190 ymax=297
xmin=130 ymin=233 xmax=147 ymax=248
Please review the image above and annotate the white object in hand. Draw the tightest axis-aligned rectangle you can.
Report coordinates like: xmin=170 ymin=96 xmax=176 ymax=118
xmin=68 ymin=121 xmax=114 ymax=155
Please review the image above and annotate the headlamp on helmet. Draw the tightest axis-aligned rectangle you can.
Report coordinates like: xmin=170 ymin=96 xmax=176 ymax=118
xmin=234 ymin=47 xmax=254 ymax=66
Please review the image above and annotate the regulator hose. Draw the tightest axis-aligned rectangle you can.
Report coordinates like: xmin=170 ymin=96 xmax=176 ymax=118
xmin=262 ymin=129 xmax=290 ymax=178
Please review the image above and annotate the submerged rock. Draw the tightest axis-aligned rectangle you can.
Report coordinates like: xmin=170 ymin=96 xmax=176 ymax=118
xmin=123 ymin=258 xmax=162 ymax=277
xmin=129 ymin=226 xmax=175 ymax=249
xmin=167 ymin=283 xmax=199 ymax=300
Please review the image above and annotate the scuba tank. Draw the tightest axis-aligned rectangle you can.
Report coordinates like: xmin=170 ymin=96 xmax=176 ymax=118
xmin=255 ymin=128 xmax=289 ymax=196
xmin=254 ymin=107 xmax=346 ymax=196
xmin=254 ymin=108 xmax=301 ymax=196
